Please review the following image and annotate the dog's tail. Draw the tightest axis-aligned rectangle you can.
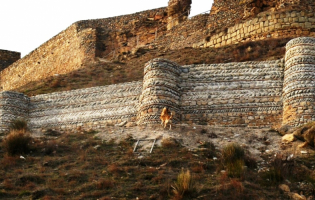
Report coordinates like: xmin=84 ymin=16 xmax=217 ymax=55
xmin=170 ymin=112 xmax=173 ymax=119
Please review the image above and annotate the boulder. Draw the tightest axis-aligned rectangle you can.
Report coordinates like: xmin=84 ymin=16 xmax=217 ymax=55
xmin=279 ymin=184 xmax=290 ymax=193
xmin=282 ymin=133 xmax=296 ymax=143
xmin=293 ymin=122 xmax=315 ymax=147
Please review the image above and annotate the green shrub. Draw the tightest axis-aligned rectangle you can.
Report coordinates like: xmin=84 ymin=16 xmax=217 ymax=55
xmin=3 ymin=130 xmax=32 ymax=155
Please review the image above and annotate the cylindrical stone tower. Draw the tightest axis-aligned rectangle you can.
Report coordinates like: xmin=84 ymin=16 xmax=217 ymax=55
xmin=283 ymin=37 xmax=315 ymax=126
xmin=137 ymin=58 xmax=181 ymax=125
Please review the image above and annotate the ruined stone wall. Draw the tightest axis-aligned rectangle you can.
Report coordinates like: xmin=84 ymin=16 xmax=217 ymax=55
xmin=155 ymin=13 xmax=209 ymax=49
xmin=195 ymin=10 xmax=315 ymax=48
xmin=167 ymin=0 xmax=192 ymax=30
xmin=0 ymin=24 xmax=96 ymax=91
xmin=76 ymin=7 xmax=167 ymax=57
xmin=2 ymin=38 xmax=315 ymax=132
xmin=0 ymin=8 xmax=167 ymax=92
xmin=208 ymin=0 xmax=246 ymax=31
xmin=0 ymin=50 xmax=20 ymax=71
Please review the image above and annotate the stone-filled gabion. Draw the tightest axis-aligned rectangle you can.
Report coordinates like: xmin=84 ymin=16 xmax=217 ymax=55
xmin=0 ymin=91 xmax=30 ymax=133
xmin=283 ymin=37 xmax=315 ymax=126
xmin=137 ymin=58 xmax=182 ymax=125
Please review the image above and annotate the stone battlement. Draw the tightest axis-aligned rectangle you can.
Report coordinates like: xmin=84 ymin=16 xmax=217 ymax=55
xmin=1 ymin=37 xmax=315 ymax=133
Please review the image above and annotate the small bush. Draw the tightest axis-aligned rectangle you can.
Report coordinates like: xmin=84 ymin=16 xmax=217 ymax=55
xmin=222 ymin=143 xmax=245 ymax=163
xmin=3 ymin=130 xmax=32 ymax=155
xmin=162 ymin=138 xmax=179 ymax=148
xmin=171 ymin=169 xmax=196 ymax=200
xmin=221 ymin=143 xmax=245 ymax=178
xmin=9 ymin=119 xmax=28 ymax=131
xmin=260 ymin=153 xmax=295 ymax=185
xmin=199 ymin=141 xmax=216 ymax=159
xmin=96 ymin=178 xmax=114 ymax=189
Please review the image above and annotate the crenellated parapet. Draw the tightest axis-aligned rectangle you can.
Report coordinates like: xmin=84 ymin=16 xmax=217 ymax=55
xmin=283 ymin=37 xmax=315 ymax=126
xmin=137 ymin=58 xmax=182 ymax=125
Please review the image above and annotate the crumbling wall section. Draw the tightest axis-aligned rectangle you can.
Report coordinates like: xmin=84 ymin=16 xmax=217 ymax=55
xmin=167 ymin=0 xmax=192 ymax=30
xmin=196 ymin=10 xmax=315 ymax=48
xmin=0 ymin=8 xmax=168 ymax=92
xmin=155 ymin=13 xmax=209 ymax=49
xmin=76 ymin=7 xmax=167 ymax=57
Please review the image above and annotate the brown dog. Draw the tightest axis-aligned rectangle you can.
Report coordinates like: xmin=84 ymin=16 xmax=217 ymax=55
xmin=160 ymin=107 xmax=173 ymax=130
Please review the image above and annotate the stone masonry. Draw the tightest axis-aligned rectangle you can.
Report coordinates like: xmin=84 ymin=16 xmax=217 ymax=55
xmin=1 ymin=37 xmax=315 ymax=133
xmin=0 ymin=50 xmax=20 ymax=72
xmin=167 ymin=0 xmax=192 ymax=30
xmin=1 ymin=0 xmax=315 ymax=91
xmin=283 ymin=37 xmax=315 ymax=126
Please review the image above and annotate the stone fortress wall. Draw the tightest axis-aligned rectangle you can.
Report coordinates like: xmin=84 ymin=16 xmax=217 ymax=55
xmin=1 ymin=37 xmax=315 ymax=133
xmin=1 ymin=0 xmax=315 ymax=91
xmin=195 ymin=9 xmax=315 ymax=49
xmin=0 ymin=50 xmax=20 ymax=71
xmin=163 ymin=0 xmax=315 ymax=49
xmin=0 ymin=24 xmax=96 ymax=91
xmin=0 ymin=81 xmax=142 ymax=132
xmin=0 ymin=7 xmax=168 ymax=92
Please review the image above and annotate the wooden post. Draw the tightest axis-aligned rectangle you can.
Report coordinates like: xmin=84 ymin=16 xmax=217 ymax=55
xmin=150 ymin=139 xmax=156 ymax=153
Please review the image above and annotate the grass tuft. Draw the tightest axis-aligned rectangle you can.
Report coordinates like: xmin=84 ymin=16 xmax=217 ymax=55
xmin=171 ymin=169 xmax=196 ymax=200
xmin=221 ymin=143 xmax=246 ymax=178
xmin=9 ymin=118 xmax=28 ymax=131
xmin=2 ymin=129 xmax=32 ymax=155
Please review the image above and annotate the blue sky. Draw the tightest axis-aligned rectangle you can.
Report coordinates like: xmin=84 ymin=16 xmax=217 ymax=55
xmin=0 ymin=0 xmax=213 ymax=57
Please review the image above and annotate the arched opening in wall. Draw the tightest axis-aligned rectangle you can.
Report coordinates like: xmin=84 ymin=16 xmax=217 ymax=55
xmin=189 ymin=0 xmax=213 ymax=17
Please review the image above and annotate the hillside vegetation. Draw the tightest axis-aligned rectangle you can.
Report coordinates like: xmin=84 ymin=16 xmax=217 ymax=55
xmin=1 ymin=122 xmax=315 ymax=199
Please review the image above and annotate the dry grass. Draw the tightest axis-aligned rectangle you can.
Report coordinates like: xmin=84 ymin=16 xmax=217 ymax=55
xmin=171 ymin=169 xmax=196 ymax=200
xmin=1 ymin=126 xmax=314 ymax=199
xmin=2 ymin=129 xmax=32 ymax=156
xmin=220 ymin=143 xmax=246 ymax=178
xmin=9 ymin=119 xmax=28 ymax=131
